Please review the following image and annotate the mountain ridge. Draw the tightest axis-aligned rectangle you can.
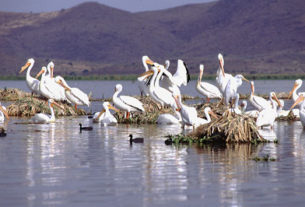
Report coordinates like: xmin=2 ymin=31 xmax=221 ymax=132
xmin=0 ymin=0 xmax=304 ymax=76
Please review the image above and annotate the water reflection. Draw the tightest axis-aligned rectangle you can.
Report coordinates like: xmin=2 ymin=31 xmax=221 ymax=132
xmin=1 ymin=117 xmax=305 ymax=206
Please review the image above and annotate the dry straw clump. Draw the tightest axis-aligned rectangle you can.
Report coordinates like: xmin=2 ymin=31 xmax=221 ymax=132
xmin=7 ymin=96 xmax=86 ymax=117
xmin=190 ymin=111 xmax=265 ymax=143
xmin=0 ymin=88 xmax=33 ymax=101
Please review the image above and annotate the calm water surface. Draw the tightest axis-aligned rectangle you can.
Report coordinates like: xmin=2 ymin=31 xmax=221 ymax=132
xmin=0 ymin=80 xmax=305 ymax=206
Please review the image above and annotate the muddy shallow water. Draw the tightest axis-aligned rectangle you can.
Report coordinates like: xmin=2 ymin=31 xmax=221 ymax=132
xmin=0 ymin=80 xmax=305 ymax=206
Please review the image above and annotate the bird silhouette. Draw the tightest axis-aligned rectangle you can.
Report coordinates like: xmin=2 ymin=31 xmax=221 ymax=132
xmin=79 ymin=123 xmax=93 ymax=132
xmin=129 ymin=134 xmax=144 ymax=144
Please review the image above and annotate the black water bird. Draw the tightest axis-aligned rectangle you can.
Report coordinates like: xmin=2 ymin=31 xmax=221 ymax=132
xmin=129 ymin=134 xmax=144 ymax=144
xmin=79 ymin=123 xmax=93 ymax=132
xmin=164 ymin=137 xmax=173 ymax=145
xmin=0 ymin=128 xmax=6 ymax=137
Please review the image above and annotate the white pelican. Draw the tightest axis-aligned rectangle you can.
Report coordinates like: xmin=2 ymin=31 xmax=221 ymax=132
xmin=174 ymin=94 xmax=216 ymax=129
xmin=196 ymin=107 xmax=218 ymax=127
xmin=93 ymin=102 xmax=119 ymax=126
xmin=249 ymin=81 xmax=272 ymax=111
xmin=290 ymin=94 xmax=305 ymax=127
xmin=196 ymin=64 xmax=222 ymax=102
xmin=159 ymin=59 xmax=190 ymax=94
xmin=31 ymin=99 xmax=63 ymax=124
xmin=19 ymin=58 xmax=40 ymax=95
xmin=147 ymin=66 xmax=164 ymax=107
xmin=46 ymin=62 xmax=67 ymax=101
xmin=224 ymin=74 xmax=249 ymax=106
xmin=137 ymin=56 xmax=154 ymax=96
xmin=160 ymin=59 xmax=190 ymax=88
xmin=216 ymin=53 xmax=233 ymax=94
xmin=288 ymin=79 xmax=305 ymax=105
xmin=36 ymin=67 xmax=63 ymax=101
xmin=174 ymin=94 xmax=198 ymax=129
xmin=113 ymin=84 xmax=144 ymax=119
xmin=153 ymin=66 xmax=178 ymax=109
xmin=240 ymin=100 xmax=260 ymax=118
xmin=0 ymin=103 xmax=9 ymax=122
xmin=56 ymin=76 xmax=90 ymax=109
xmin=36 ymin=63 xmax=66 ymax=102
xmin=156 ymin=111 xmax=182 ymax=125
xmin=256 ymin=93 xmax=281 ymax=128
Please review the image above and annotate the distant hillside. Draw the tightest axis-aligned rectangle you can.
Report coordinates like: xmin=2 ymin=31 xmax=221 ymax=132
xmin=0 ymin=0 xmax=304 ymax=76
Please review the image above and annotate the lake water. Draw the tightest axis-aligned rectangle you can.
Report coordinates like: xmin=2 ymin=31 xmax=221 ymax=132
xmin=0 ymin=80 xmax=305 ymax=207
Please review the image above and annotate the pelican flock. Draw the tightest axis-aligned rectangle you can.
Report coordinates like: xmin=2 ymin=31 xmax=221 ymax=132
xmin=5 ymin=53 xmax=303 ymax=133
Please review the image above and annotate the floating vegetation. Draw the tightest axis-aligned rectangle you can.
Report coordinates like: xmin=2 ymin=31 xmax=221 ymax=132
xmin=190 ymin=112 xmax=265 ymax=143
xmin=276 ymin=110 xmax=299 ymax=121
xmin=7 ymin=96 xmax=86 ymax=117
xmin=252 ymin=155 xmax=277 ymax=162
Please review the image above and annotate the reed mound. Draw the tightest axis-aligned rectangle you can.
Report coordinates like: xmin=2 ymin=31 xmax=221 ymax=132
xmin=7 ymin=97 xmax=86 ymax=117
xmin=190 ymin=112 xmax=265 ymax=143
xmin=115 ymin=96 xmax=177 ymax=124
xmin=0 ymin=88 xmax=36 ymax=101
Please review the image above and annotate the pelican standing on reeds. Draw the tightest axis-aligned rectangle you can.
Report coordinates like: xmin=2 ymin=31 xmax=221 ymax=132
xmin=112 ymin=84 xmax=145 ymax=119
xmin=224 ymin=74 xmax=249 ymax=106
xmin=137 ymin=56 xmax=154 ymax=96
xmin=19 ymin=58 xmax=40 ymax=95
xmin=216 ymin=53 xmax=232 ymax=94
xmin=56 ymin=76 xmax=90 ymax=109
xmin=249 ymin=81 xmax=272 ymax=111
xmin=196 ymin=64 xmax=222 ymax=102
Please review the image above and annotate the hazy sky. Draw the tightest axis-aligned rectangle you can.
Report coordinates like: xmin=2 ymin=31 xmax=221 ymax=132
xmin=0 ymin=0 xmax=215 ymax=13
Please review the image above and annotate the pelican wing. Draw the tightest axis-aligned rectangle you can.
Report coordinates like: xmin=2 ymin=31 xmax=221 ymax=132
xmin=250 ymin=95 xmax=271 ymax=111
xmin=32 ymin=113 xmax=51 ymax=123
xmin=71 ymin=88 xmax=90 ymax=106
xmin=120 ymin=95 xmax=144 ymax=112
xmin=172 ymin=59 xmax=190 ymax=87
xmin=199 ymin=82 xmax=223 ymax=98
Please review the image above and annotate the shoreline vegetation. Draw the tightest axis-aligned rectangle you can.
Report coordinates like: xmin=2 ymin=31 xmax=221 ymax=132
xmin=1 ymin=74 xmax=305 ymax=81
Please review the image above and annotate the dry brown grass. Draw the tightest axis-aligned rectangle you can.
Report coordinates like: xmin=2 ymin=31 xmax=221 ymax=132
xmin=190 ymin=111 xmax=264 ymax=143
xmin=7 ymin=96 xmax=86 ymax=117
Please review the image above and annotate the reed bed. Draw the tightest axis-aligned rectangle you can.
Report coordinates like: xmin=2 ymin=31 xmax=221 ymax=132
xmin=190 ymin=112 xmax=265 ymax=143
xmin=7 ymin=97 xmax=86 ymax=117
xmin=115 ymin=96 xmax=176 ymax=124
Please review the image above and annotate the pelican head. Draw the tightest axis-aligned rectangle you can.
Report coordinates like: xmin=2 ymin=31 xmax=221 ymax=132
xmin=204 ymin=107 xmax=218 ymax=119
xmin=48 ymin=99 xmax=64 ymax=110
xmin=270 ymin=92 xmax=282 ymax=108
xmin=19 ymin=58 xmax=34 ymax=73
xmin=103 ymin=101 xmax=119 ymax=112
xmin=48 ymin=61 xmax=55 ymax=78
xmin=142 ymin=56 xmax=154 ymax=66
xmin=218 ymin=53 xmax=224 ymax=76
xmin=56 ymin=76 xmax=70 ymax=91
xmin=164 ymin=60 xmax=170 ymax=70
xmin=235 ymin=74 xmax=249 ymax=82
xmin=115 ymin=84 xmax=123 ymax=93
xmin=288 ymin=79 xmax=302 ymax=99
xmin=35 ymin=66 xmax=46 ymax=79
